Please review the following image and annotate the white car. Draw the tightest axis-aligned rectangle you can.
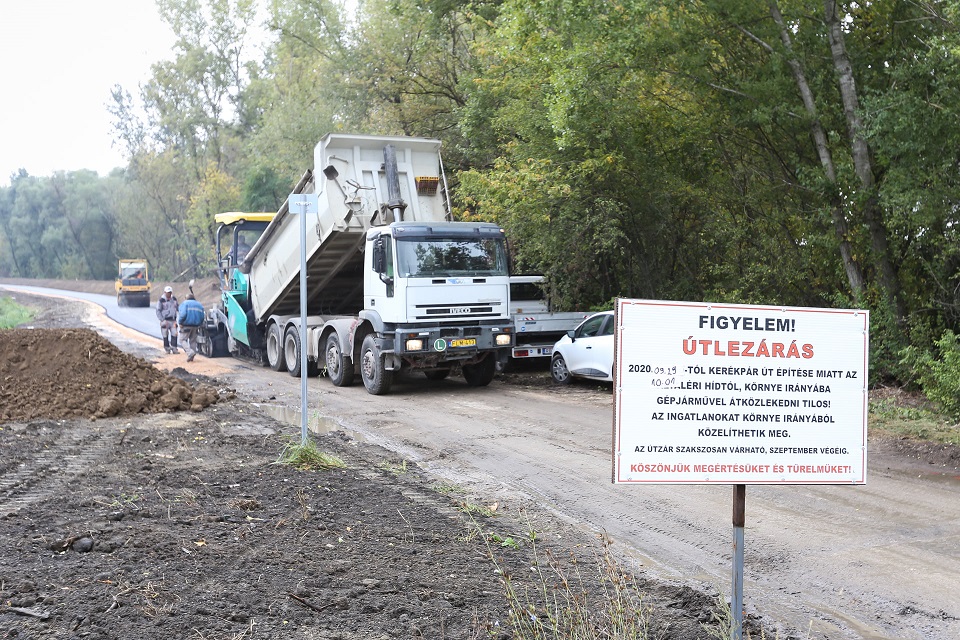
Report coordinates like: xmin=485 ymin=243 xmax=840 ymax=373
xmin=550 ymin=310 xmax=615 ymax=384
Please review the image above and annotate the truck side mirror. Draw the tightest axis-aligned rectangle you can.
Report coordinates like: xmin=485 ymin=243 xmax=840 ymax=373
xmin=372 ymin=237 xmax=394 ymax=285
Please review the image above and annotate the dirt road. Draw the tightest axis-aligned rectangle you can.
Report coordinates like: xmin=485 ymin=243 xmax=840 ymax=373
xmin=4 ymin=282 xmax=960 ymax=639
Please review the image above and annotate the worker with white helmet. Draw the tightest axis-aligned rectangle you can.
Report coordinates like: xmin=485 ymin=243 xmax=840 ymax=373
xmin=156 ymin=285 xmax=180 ymax=353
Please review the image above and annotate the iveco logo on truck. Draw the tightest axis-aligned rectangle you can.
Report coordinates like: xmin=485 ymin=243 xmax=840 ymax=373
xmin=451 ymin=307 xmax=471 ymax=314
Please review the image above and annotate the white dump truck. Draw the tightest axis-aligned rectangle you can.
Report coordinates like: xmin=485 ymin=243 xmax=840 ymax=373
xmin=199 ymin=133 xmax=514 ymax=394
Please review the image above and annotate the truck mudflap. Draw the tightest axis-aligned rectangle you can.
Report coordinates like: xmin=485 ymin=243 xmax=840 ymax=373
xmin=385 ymin=325 xmax=513 ymax=369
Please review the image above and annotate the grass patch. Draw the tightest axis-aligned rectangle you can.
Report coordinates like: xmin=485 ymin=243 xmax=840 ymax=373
xmin=379 ymin=459 xmax=409 ymax=474
xmin=0 ymin=295 xmax=34 ymax=328
xmin=459 ymin=500 xmax=498 ymax=518
xmin=276 ymin=436 xmax=346 ymax=471
xmin=432 ymin=482 xmax=464 ymax=495
xmin=485 ymin=528 xmax=658 ymax=639
xmin=868 ymin=393 xmax=960 ymax=446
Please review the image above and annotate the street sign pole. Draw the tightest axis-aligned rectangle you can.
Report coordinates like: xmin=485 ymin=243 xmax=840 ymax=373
xmin=732 ymin=484 xmax=745 ymax=640
xmin=287 ymin=193 xmax=319 ymax=445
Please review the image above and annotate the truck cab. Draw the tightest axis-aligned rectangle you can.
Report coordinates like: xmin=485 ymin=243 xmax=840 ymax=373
xmin=363 ymin=221 xmax=512 ymax=379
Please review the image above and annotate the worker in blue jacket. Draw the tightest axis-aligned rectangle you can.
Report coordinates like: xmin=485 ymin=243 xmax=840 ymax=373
xmin=177 ymin=293 xmax=206 ymax=362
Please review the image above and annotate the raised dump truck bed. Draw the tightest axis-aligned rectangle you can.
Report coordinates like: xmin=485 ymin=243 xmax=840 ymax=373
xmin=242 ymin=135 xmax=450 ymax=321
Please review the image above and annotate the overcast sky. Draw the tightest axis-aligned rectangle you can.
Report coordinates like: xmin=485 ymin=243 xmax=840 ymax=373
xmin=0 ymin=1 xmax=175 ymax=186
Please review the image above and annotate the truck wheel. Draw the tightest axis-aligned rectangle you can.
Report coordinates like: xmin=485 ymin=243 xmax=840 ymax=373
xmin=117 ymin=294 xmax=126 ymax=307
xmin=550 ymin=353 xmax=573 ymax=385
xmin=424 ymin=368 xmax=450 ymax=381
xmin=266 ymin=323 xmax=286 ymax=371
xmin=284 ymin=327 xmax=318 ymax=377
xmin=360 ymin=334 xmax=392 ymax=395
xmin=284 ymin=327 xmax=304 ymax=377
xmin=463 ymin=354 xmax=496 ymax=387
xmin=325 ymin=333 xmax=354 ymax=387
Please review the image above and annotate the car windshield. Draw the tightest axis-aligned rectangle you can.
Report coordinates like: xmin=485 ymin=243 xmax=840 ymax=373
xmin=396 ymin=237 xmax=508 ymax=278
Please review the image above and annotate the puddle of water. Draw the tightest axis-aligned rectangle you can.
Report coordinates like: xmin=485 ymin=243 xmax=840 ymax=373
xmin=256 ymin=404 xmax=362 ymax=440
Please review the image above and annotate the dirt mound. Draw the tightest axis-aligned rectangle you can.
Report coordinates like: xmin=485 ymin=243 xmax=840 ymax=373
xmin=0 ymin=328 xmax=219 ymax=421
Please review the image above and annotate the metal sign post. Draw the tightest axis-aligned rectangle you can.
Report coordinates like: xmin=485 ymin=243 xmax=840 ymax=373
xmin=732 ymin=484 xmax=745 ymax=640
xmin=287 ymin=192 xmax=319 ymax=445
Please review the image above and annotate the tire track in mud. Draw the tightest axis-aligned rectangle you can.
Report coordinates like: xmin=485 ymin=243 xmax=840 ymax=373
xmin=0 ymin=421 xmax=120 ymax=516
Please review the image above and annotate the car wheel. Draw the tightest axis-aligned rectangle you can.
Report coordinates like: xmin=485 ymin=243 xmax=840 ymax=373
xmin=551 ymin=353 xmax=573 ymax=385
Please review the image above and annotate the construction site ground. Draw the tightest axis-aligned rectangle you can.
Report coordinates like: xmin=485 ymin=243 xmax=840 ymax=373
xmin=0 ymin=282 xmax=723 ymax=640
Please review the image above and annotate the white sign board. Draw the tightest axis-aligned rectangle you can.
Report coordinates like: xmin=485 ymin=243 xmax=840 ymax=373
xmin=613 ymin=299 xmax=868 ymax=485
xmin=288 ymin=192 xmax=319 ymax=214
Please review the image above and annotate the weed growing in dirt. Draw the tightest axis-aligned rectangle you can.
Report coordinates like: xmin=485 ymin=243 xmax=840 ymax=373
xmin=488 ymin=532 xmax=520 ymax=549
xmin=460 ymin=500 xmax=499 ymax=518
xmin=0 ymin=296 xmax=33 ymax=328
xmin=100 ymin=493 xmax=143 ymax=510
xmin=379 ymin=459 xmax=409 ymax=474
xmin=432 ymin=482 xmax=465 ymax=495
xmin=703 ymin=597 xmax=786 ymax=640
xmin=108 ymin=578 xmax=179 ymax=618
xmin=275 ymin=435 xmax=346 ymax=471
xmin=483 ymin=525 xmax=656 ymax=639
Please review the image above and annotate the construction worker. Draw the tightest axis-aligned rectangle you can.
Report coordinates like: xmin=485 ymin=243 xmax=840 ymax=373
xmin=177 ymin=293 xmax=206 ymax=362
xmin=156 ymin=286 xmax=180 ymax=353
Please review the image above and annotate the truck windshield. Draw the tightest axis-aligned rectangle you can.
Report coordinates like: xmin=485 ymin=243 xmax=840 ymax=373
xmin=396 ymin=237 xmax=508 ymax=278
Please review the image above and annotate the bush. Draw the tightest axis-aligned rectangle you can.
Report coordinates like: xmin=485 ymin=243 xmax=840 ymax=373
xmin=899 ymin=330 xmax=960 ymax=421
xmin=0 ymin=296 xmax=33 ymax=329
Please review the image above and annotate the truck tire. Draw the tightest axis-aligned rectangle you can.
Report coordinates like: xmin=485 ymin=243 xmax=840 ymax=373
xmin=360 ymin=334 xmax=392 ymax=395
xmin=424 ymin=368 xmax=450 ymax=381
xmin=266 ymin=323 xmax=286 ymax=371
xmin=284 ymin=327 xmax=304 ymax=377
xmin=463 ymin=354 xmax=496 ymax=387
xmin=284 ymin=327 xmax=319 ymax=377
xmin=550 ymin=353 xmax=573 ymax=385
xmin=117 ymin=294 xmax=126 ymax=307
xmin=325 ymin=333 xmax=354 ymax=387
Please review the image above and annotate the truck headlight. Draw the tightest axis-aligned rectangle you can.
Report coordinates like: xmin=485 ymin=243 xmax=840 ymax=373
xmin=406 ymin=338 xmax=424 ymax=351
xmin=495 ymin=333 xmax=512 ymax=346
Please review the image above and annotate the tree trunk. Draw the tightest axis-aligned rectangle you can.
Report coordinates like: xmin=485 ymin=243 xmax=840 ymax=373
xmin=767 ymin=0 xmax=865 ymax=296
xmin=823 ymin=0 xmax=907 ymax=324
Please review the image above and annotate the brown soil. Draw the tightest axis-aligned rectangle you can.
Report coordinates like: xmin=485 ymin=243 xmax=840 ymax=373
xmin=0 ymin=287 xmax=727 ymax=639
xmin=0 ymin=328 xmax=219 ymax=421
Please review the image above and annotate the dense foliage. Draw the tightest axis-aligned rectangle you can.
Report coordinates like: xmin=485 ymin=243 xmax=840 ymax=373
xmin=2 ymin=0 xmax=960 ymax=392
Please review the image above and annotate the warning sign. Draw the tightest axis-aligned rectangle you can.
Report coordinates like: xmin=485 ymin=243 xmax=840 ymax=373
xmin=612 ymin=299 xmax=868 ymax=485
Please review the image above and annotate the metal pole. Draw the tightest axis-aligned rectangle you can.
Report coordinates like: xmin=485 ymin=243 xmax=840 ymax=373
xmin=299 ymin=199 xmax=308 ymax=445
xmin=732 ymin=484 xmax=745 ymax=640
